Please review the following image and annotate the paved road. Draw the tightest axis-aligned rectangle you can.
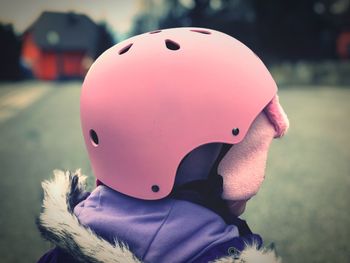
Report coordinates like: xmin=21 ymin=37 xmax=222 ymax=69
xmin=0 ymin=81 xmax=93 ymax=263
xmin=0 ymin=81 xmax=349 ymax=263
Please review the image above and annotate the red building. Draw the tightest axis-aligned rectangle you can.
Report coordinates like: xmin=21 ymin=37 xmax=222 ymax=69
xmin=22 ymin=11 xmax=114 ymax=80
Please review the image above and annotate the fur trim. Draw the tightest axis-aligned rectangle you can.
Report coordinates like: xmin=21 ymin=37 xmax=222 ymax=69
xmin=37 ymin=169 xmax=141 ymax=263
xmin=38 ymin=170 xmax=281 ymax=263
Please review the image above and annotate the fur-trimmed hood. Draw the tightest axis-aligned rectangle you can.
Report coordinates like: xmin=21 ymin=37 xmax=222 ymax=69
xmin=37 ymin=170 xmax=282 ymax=263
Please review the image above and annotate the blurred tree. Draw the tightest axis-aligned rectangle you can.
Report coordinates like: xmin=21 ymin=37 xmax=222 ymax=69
xmin=130 ymin=0 xmax=350 ymax=61
xmin=96 ymin=22 xmax=116 ymax=58
xmin=158 ymin=0 xmax=259 ymax=50
xmin=253 ymin=0 xmax=350 ymax=60
xmin=131 ymin=0 xmax=171 ymax=35
xmin=0 ymin=23 xmax=22 ymax=80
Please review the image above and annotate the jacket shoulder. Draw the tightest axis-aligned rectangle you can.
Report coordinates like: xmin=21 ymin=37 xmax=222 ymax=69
xmin=37 ymin=170 xmax=282 ymax=263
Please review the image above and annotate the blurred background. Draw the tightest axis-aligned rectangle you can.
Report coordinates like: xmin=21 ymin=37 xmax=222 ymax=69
xmin=0 ymin=0 xmax=349 ymax=262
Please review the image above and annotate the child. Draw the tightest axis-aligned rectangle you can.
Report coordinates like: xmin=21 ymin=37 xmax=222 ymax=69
xmin=37 ymin=27 xmax=289 ymax=263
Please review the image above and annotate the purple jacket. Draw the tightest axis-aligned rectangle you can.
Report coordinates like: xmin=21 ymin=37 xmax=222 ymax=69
xmin=37 ymin=171 xmax=275 ymax=263
xmin=74 ymin=185 xmax=261 ymax=262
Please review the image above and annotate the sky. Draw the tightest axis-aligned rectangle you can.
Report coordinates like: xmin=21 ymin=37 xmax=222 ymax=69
xmin=0 ymin=0 xmax=140 ymax=39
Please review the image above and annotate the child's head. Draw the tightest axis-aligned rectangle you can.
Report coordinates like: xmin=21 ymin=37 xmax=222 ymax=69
xmin=171 ymin=97 xmax=288 ymax=219
xmin=80 ymin=27 xmax=289 ymax=216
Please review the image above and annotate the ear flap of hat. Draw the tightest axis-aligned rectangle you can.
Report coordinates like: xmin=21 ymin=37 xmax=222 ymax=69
xmin=218 ymin=112 xmax=275 ymax=200
xmin=219 ymin=95 xmax=289 ymax=201
xmin=263 ymin=94 xmax=289 ymax=138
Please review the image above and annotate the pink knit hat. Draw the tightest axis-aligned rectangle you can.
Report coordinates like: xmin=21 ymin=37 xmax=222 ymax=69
xmin=219 ymin=94 xmax=289 ymax=201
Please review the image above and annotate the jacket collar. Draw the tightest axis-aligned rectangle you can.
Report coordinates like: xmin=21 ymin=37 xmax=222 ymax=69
xmin=37 ymin=169 xmax=281 ymax=263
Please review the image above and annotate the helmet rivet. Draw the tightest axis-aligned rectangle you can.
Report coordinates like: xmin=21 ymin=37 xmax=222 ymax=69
xmin=151 ymin=185 xmax=160 ymax=193
xmin=232 ymin=128 xmax=240 ymax=136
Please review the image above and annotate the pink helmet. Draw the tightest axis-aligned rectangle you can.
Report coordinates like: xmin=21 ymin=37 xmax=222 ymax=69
xmin=80 ymin=27 xmax=288 ymax=200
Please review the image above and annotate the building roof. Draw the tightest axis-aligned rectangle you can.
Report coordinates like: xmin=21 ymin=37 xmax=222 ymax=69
xmin=28 ymin=11 xmax=100 ymax=57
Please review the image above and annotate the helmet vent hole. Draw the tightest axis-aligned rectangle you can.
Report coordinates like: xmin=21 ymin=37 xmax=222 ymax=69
xmin=190 ymin=29 xmax=211 ymax=34
xmin=150 ymin=30 xmax=162 ymax=34
xmin=89 ymin=129 xmax=99 ymax=146
xmin=119 ymin=43 xmax=133 ymax=55
xmin=152 ymin=185 xmax=160 ymax=193
xmin=165 ymin=39 xmax=180 ymax=51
